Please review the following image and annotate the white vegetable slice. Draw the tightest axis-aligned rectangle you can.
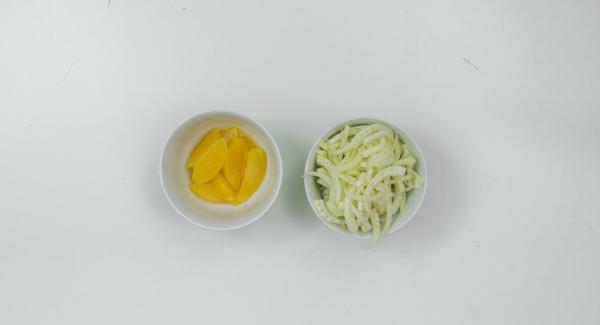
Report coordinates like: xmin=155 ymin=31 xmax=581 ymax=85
xmin=365 ymin=166 xmax=406 ymax=194
xmin=317 ymin=151 xmax=362 ymax=173
xmin=346 ymin=191 xmax=389 ymax=202
xmin=365 ymin=151 xmax=395 ymax=168
xmin=338 ymin=173 xmax=357 ymax=185
xmin=366 ymin=168 xmax=374 ymax=183
xmin=325 ymin=199 xmax=344 ymax=217
xmin=410 ymin=169 xmax=422 ymax=188
xmin=350 ymin=204 xmax=371 ymax=232
xmin=306 ymin=170 xmax=331 ymax=184
xmin=363 ymin=129 xmax=394 ymax=144
xmin=316 ymin=179 xmax=329 ymax=188
xmin=343 ymin=197 xmax=359 ymax=233
xmin=321 ymin=170 xmax=342 ymax=210
xmin=390 ymin=180 xmax=405 ymax=215
xmin=315 ymin=200 xmax=345 ymax=225
xmin=327 ymin=132 xmax=342 ymax=144
xmin=383 ymin=199 xmax=393 ymax=234
xmin=363 ymin=138 xmax=387 ymax=157
xmin=332 ymin=124 xmax=388 ymax=155
xmin=349 ymin=125 xmax=367 ymax=135
xmin=396 ymin=157 xmax=416 ymax=167
xmin=355 ymin=173 xmax=366 ymax=189
xmin=400 ymin=191 xmax=407 ymax=211
xmin=401 ymin=144 xmax=410 ymax=158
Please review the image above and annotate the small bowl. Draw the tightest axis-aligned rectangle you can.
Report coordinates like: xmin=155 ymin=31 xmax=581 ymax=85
xmin=160 ymin=111 xmax=283 ymax=230
xmin=304 ymin=118 xmax=428 ymax=239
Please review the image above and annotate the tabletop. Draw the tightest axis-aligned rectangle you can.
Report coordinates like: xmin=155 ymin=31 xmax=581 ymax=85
xmin=1 ymin=0 xmax=599 ymax=324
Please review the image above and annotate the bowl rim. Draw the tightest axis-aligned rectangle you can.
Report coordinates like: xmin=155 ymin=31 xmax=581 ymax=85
xmin=303 ymin=117 xmax=428 ymax=239
xmin=159 ymin=110 xmax=283 ymax=231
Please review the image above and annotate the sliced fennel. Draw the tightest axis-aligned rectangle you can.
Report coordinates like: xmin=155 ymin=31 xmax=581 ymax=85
xmin=310 ymin=123 xmax=422 ymax=240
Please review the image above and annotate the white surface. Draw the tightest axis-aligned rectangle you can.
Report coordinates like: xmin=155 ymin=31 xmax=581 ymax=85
xmin=1 ymin=0 xmax=599 ymax=324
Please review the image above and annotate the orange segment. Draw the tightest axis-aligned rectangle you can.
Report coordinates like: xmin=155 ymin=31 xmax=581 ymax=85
xmin=187 ymin=128 xmax=223 ymax=168
xmin=210 ymin=172 xmax=237 ymax=203
xmin=237 ymin=148 xmax=267 ymax=202
xmin=223 ymin=127 xmax=241 ymax=143
xmin=223 ymin=137 xmax=249 ymax=191
xmin=242 ymin=134 xmax=258 ymax=148
xmin=191 ymin=138 xmax=227 ymax=184
xmin=189 ymin=182 xmax=223 ymax=203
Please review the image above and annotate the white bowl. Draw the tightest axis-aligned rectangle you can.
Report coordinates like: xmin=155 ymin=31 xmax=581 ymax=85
xmin=160 ymin=111 xmax=283 ymax=230
xmin=304 ymin=118 xmax=428 ymax=239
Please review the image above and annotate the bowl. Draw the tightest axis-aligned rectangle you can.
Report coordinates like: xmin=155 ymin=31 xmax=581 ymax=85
xmin=160 ymin=111 xmax=283 ymax=230
xmin=304 ymin=118 xmax=428 ymax=239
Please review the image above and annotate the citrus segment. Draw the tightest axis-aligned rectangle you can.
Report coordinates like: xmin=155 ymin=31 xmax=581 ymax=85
xmin=223 ymin=127 xmax=241 ymax=143
xmin=224 ymin=137 xmax=249 ymax=191
xmin=186 ymin=128 xmax=223 ymax=168
xmin=210 ymin=172 xmax=237 ymax=203
xmin=191 ymin=138 xmax=227 ymax=184
xmin=237 ymin=148 xmax=267 ymax=202
xmin=189 ymin=182 xmax=223 ymax=203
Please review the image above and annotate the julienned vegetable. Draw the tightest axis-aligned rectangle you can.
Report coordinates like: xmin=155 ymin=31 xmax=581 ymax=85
xmin=308 ymin=124 xmax=422 ymax=240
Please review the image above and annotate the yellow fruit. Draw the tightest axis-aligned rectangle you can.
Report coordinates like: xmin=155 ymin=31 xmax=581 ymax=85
xmin=189 ymin=173 xmax=236 ymax=203
xmin=223 ymin=127 xmax=241 ymax=143
xmin=191 ymin=138 xmax=227 ymax=184
xmin=223 ymin=138 xmax=249 ymax=191
xmin=186 ymin=126 xmax=266 ymax=205
xmin=210 ymin=172 xmax=236 ymax=203
xmin=189 ymin=182 xmax=223 ymax=203
xmin=237 ymin=148 xmax=267 ymax=203
xmin=243 ymin=136 xmax=258 ymax=148
xmin=187 ymin=128 xmax=223 ymax=168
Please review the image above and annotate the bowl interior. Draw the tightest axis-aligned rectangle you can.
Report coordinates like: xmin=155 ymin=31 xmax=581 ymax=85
xmin=304 ymin=118 xmax=428 ymax=239
xmin=161 ymin=112 xmax=282 ymax=230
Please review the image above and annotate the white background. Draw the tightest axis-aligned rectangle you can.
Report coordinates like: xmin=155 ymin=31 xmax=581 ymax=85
xmin=1 ymin=0 xmax=599 ymax=324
